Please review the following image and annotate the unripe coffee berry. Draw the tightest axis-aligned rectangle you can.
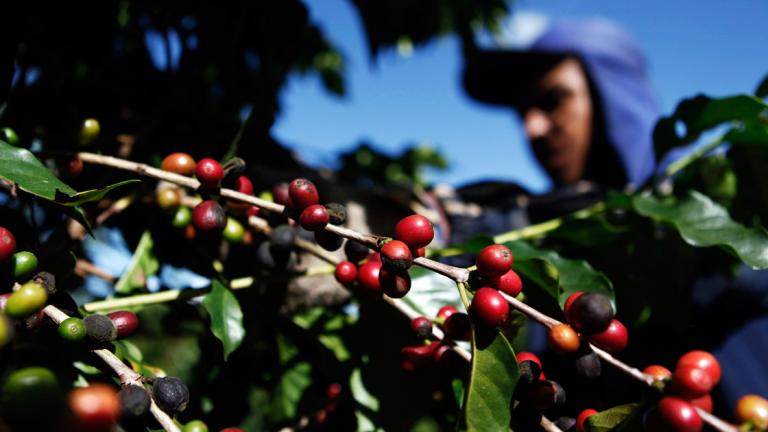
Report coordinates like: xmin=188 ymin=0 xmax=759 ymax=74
xmin=107 ymin=310 xmax=139 ymax=338
xmin=356 ymin=261 xmax=383 ymax=298
xmin=735 ymin=395 xmax=768 ymax=429
xmin=195 ymin=158 xmax=224 ymax=188
xmin=223 ymin=218 xmax=246 ymax=243
xmin=118 ymin=384 xmax=151 ymax=418
xmin=288 ymin=178 xmax=319 ymax=210
xmin=156 ymin=187 xmax=181 ymax=209
xmin=644 ymin=364 xmax=672 ymax=381
xmin=444 ymin=312 xmax=472 ymax=341
xmin=655 ymin=396 xmax=703 ymax=432
xmin=299 ymin=204 xmax=329 ymax=231
xmin=379 ymin=268 xmax=411 ymax=298
xmin=676 ymin=350 xmax=721 ymax=385
xmin=153 ymin=376 xmax=190 ymax=414
xmin=161 ymin=153 xmax=196 ymax=176
xmin=394 ymin=214 xmax=434 ymax=250
xmin=192 ymin=200 xmax=226 ymax=232
xmin=79 ymin=118 xmax=101 ymax=145
xmin=380 ymin=240 xmax=413 ymax=272
xmin=0 ymin=314 xmax=13 ymax=348
xmin=471 ymin=287 xmax=509 ymax=327
xmin=568 ymin=292 xmax=614 ymax=334
xmin=576 ymin=409 xmax=598 ymax=432
xmin=325 ymin=203 xmax=347 ymax=225
xmin=670 ymin=366 xmax=714 ymax=399
xmin=0 ymin=226 xmax=16 ymax=264
xmin=59 ymin=317 xmax=87 ymax=341
xmin=173 ymin=206 xmax=192 ymax=228
xmin=5 ymin=281 xmax=47 ymax=318
xmin=547 ymin=324 xmax=580 ymax=355
xmin=69 ymin=383 xmax=120 ymax=431
xmin=587 ymin=319 xmax=628 ymax=353
xmin=334 ymin=261 xmax=357 ymax=287
xmin=183 ymin=420 xmax=210 ymax=432
xmin=410 ymin=316 xmax=432 ymax=339
xmin=0 ymin=127 xmax=19 ymax=145
xmin=84 ymin=314 xmax=118 ymax=343
xmin=11 ymin=251 xmax=38 ymax=279
xmin=476 ymin=244 xmax=514 ymax=277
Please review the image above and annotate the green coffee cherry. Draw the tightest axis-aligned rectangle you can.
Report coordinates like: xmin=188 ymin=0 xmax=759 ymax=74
xmin=79 ymin=118 xmax=100 ymax=145
xmin=1 ymin=366 xmax=59 ymax=409
xmin=172 ymin=206 xmax=192 ymax=228
xmin=183 ymin=420 xmax=210 ymax=432
xmin=223 ymin=217 xmax=245 ymax=243
xmin=5 ymin=281 xmax=47 ymax=318
xmin=0 ymin=127 xmax=19 ymax=146
xmin=58 ymin=317 xmax=86 ymax=341
xmin=0 ymin=314 xmax=14 ymax=348
xmin=11 ymin=251 xmax=38 ymax=279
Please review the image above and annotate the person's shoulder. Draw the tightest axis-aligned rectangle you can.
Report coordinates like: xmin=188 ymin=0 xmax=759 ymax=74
xmin=455 ymin=180 xmax=532 ymax=208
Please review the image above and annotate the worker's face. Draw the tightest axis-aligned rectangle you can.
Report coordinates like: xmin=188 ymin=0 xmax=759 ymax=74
xmin=517 ymin=58 xmax=594 ymax=185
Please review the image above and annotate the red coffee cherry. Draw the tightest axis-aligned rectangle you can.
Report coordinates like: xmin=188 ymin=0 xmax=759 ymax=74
xmin=299 ymin=204 xmax=329 ymax=231
xmin=356 ymin=261 xmax=382 ymax=298
xmin=471 ymin=287 xmax=509 ymax=327
xmin=68 ymin=383 xmax=121 ymax=432
xmin=527 ymin=380 xmax=566 ymax=411
xmin=232 ymin=175 xmax=253 ymax=195
xmin=394 ymin=214 xmax=434 ymax=250
xmin=192 ymin=200 xmax=227 ymax=232
xmin=671 ymin=366 xmax=714 ymax=399
xmin=516 ymin=352 xmax=542 ymax=367
xmin=547 ymin=324 xmax=580 ymax=355
xmin=379 ymin=268 xmax=411 ymax=298
xmin=380 ymin=240 xmax=413 ymax=272
xmin=476 ymin=244 xmax=513 ymax=277
xmin=107 ymin=310 xmax=139 ymax=338
xmin=492 ymin=269 xmax=523 ymax=297
xmin=644 ymin=364 xmax=672 ymax=381
xmin=326 ymin=383 xmax=342 ymax=400
xmin=655 ymin=396 xmax=703 ymax=432
xmin=690 ymin=394 xmax=713 ymax=413
xmin=563 ymin=291 xmax=585 ymax=322
xmin=400 ymin=342 xmax=439 ymax=372
xmin=334 ymin=261 xmax=357 ymax=287
xmin=436 ymin=305 xmax=458 ymax=323
xmin=288 ymin=178 xmax=319 ymax=210
xmin=735 ymin=395 xmax=768 ymax=429
xmin=59 ymin=156 xmax=84 ymax=178
xmin=161 ymin=152 xmax=196 ymax=176
xmin=587 ymin=319 xmax=628 ymax=353
xmin=414 ymin=247 xmax=426 ymax=258
xmin=273 ymin=182 xmax=293 ymax=208
xmin=195 ymin=158 xmax=224 ymax=188
xmin=576 ymin=409 xmax=598 ymax=432
xmin=444 ymin=312 xmax=472 ymax=341
xmin=677 ymin=350 xmax=721 ymax=385
xmin=410 ymin=316 xmax=433 ymax=339
xmin=0 ymin=226 xmax=16 ymax=264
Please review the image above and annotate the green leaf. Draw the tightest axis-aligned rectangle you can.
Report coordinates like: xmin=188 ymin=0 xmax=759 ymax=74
xmin=115 ymin=230 xmax=159 ymax=294
xmin=755 ymin=74 xmax=768 ymax=98
xmin=350 ymin=366 xmax=381 ymax=432
xmin=633 ymin=191 xmax=768 ymax=269
xmin=292 ymin=307 xmax=354 ymax=361
xmin=269 ymin=334 xmax=313 ymax=424
xmin=585 ymin=403 xmax=644 ymax=432
xmin=202 ymin=280 xmax=245 ymax=360
xmin=505 ymin=241 xmax=615 ymax=307
xmin=464 ymin=329 xmax=518 ymax=432
xmin=54 ymin=179 xmax=140 ymax=206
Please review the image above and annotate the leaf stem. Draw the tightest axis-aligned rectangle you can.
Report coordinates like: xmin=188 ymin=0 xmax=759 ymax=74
xmin=664 ymin=136 xmax=724 ymax=178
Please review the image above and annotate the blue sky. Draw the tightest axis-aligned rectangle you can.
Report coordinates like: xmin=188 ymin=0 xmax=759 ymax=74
xmin=273 ymin=0 xmax=768 ymax=193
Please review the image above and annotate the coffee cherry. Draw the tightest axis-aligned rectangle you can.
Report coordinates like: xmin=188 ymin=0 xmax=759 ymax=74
xmin=568 ymin=292 xmax=614 ymax=334
xmin=231 ymin=175 xmax=253 ymax=195
xmin=735 ymin=395 xmax=768 ymax=429
xmin=84 ymin=314 xmax=118 ymax=343
xmin=356 ymin=261 xmax=383 ymax=298
xmin=516 ymin=352 xmax=542 ymax=367
xmin=690 ymin=394 xmax=713 ymax=413
xmin=671 ymin=366 xmax=714 ymax=399
xmin=414 ymin=247 xmax=426 ymax=258
xmin=587 ymin=319 xmax=628 ymax=353
xmin=345 ymin=240 xmax=370 ymax=263
xmin=547 ymin=324 xmax=580 ymax=355
xmin=223 ymin=218 xmax=246 ymax=243
xmin=59 ymin=317 xmax=87 ymax=341
xmin=172 ymin=206 xmax=192 ymax=228
xmin=394 ymin=214 xmax=434 ymax=250
xmin=489 ymin=269 xmax=522 ymax=297
xmin=655 ymin=397 xmax=702 ymax=432
xmin=334 ymin=261 xmax=357 ymax=287
xmin=527 ymin=380 xmax=566 ymax=411
xmin=326 ymin=382 xmax=342 ymax=400
xmin=273 ymin=182 xmax=293 ymax=207
xmin=437 ymin=305 xmax=458 ymax=322
xmin=444 ymin=312 xmax=472 ymax=341
xmin=518 ymin=359 xmax=543 ymax=385
xmin=471 ymin=287 xmax=509 ymax=327
xmin=1 ymin=127 xmax=19 ymax=145
xmin=400 ymin=342 xmax=439 ymax=372
xmin=315 ymin=230 xmax=343 ymax=251
xmin=644 ymin=365 xmax=672 ymax=381
xmin=574 ymin=350 xmax=602 ymax=379
xmin=476 ymin=244 xmax=513 ymax=277
xmin=576 ymin=409 xmax=598 ymax=432
xmin=69 ymin=383 xmax=120 ymax=431
xmin=410 ymin=316 xmax=432 ymax=339
xmin=676 ymin=350 xmax=721 ymax=385
xmin=107 ymin=310 xmax=139 ymax=338
xmin=563 ymin=291 xmax=585 ymax=322
xmin=380 ymin=240 xmax=413 ymax=272
xmin=161 ymin=152 xmax=196 ymax=176
xmin=192 ymin=200 xmax=226 ymax=232
xmin=299 ymin=204 xmax=329 ymax=231
xmin=0 ymin=226 xmax=16 ymax=264
xmin=58 ymin=156 xmax=84 ymax=178
xmin=183 ymin=420 xmax=210 ymax=432
xmin=379 ymin=268 xmax=411 ymax=298
xmin=0 ymin=314 xmax=14 ymax=348
xmin=32 ymin=271 xmax=57 ymax=295
xmin=271 ymin=225 xmax=297 ymax=252
xmin=118 ymin=384 xmax=151 ymax=419
xmin=156 ymin=187 xmax=181 ymax=210
xmin=153 ymin=376 xmax=190 ymax=414
xmin=195 ymin=158 xmax=224 ymax=188
xmin=289 ymin=178 xmax=319 ymax=210
xmin=325 ymin=203 xmax=347 ymax=225
xmin=79 ymin=118 xmax=101 ymax=145
xmin=5 ymin=281 xmax=47 ymax=318
xmin=11 ymin=251 xmax=38 ymax=279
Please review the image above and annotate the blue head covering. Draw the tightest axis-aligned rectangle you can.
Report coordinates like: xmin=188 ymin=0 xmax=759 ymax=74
xmin=464 ymin=18 xmax=659 ymax=188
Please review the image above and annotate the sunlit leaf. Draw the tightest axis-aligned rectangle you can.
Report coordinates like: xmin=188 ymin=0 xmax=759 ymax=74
xmin=115 ymin=230 xmax=159 ymax=294
xmin=202 ymin=280 xmax=245 ymax=360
